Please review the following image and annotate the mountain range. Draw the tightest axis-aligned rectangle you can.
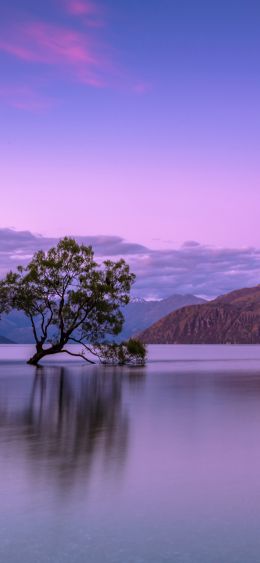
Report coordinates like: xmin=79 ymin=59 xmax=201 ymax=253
xmin=139 ymin=285 xmax=260 ymax=344
xmin=0 ymin=294 xmax=206 ymax=344
xmin=119 ymin=294 xmax=206 ymax=340
xmin=0 ymin=335 xmax=14 ymax=344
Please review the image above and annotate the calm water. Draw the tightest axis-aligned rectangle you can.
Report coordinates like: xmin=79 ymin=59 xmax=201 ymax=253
xmin=1 ymin=345 xmax=260 ymax=562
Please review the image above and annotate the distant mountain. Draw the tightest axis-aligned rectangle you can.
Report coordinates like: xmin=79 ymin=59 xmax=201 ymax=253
xmin=0 ymin=335 xmax=14 ymax=344
xmin=139 ymin=285 xmax=260 ymax=344
xmin=0 ymin=311 xmax=34 ymax=343
xmin=119 ymin=294 xmax=206 ymax=340
xmin=0 ymin=294 xmax=206 ymax=343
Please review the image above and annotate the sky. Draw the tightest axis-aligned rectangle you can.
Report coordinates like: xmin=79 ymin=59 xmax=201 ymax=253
xmin=0 ymin=0 xmax=260 ymax=297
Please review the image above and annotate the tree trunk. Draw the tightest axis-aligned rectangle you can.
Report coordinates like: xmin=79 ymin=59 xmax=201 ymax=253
xmin=27 ymin=344 xmax=62 ymax=366
xmin=27 ymin=343 xmax=96 ymax=365
xmin=27 ymin=351 xmax=48 ymax=365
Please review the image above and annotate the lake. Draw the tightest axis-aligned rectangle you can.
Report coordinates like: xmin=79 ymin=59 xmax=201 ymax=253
xmin=1 ymin=344 xmax=260 ymax=562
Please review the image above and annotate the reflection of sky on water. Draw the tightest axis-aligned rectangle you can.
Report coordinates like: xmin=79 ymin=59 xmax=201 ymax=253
xmin=1 ymin=348 xmax=260 ymax=562
xmin=0 ymin=365 xmax=146 ymax=499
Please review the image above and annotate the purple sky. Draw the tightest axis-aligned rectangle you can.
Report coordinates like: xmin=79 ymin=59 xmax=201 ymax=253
xmin=0 ymin=0 xmax=260 ymax=295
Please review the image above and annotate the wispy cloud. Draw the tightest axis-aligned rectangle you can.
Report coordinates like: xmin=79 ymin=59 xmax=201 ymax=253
xmin=0 ymin=20 xmax=107 ymax=87
xmin=64 ymin=0 xmax=106 ymax=29
xmin=1 ymin=229 xmax=260 ymax=300
xmin=66 ymin=0 xmax=100 ymax=18
xmin=0 ymin=1 xmax=150 ymax=109
xmin=129 ymin=243 xmax=260 ymax=299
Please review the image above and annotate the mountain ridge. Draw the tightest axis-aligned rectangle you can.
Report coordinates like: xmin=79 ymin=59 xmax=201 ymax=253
xmin=139 ymin=285 xmax=260 ymax=344
xmin=119 ymin=294 xmax=206 ymax=340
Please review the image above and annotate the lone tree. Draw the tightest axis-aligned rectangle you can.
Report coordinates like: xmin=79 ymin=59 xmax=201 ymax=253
xmin=0 ymin=237 xmax=146 ymax=366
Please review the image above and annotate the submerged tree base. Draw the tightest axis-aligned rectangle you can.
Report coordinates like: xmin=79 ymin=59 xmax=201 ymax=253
xmin=27 ymin=339 xmax=147 ymax=367
xmin=27 ymin=355 xmax=43 ymax=366
xmin=27 ymin=345 xmax=95 ymax=366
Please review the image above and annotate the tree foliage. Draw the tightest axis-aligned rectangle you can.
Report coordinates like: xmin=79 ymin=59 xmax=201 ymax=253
xmin=99 ymin=338 xmax=147 ymax=366
xmin=0 ymin=237 xmax=146 ymax=366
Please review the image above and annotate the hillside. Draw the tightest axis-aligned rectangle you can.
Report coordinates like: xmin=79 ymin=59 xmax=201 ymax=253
xmin=0 ymin=335 xmax=14 ymax=344
xmin=119 ymin=294 xmax=206 ymax=340
xmin=139 ymin=285 xmax=260 ymax=344
xmin=0 ymin=311 xmax=33 ymax=344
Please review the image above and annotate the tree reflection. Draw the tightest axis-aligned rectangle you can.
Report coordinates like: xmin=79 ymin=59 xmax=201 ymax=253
xmin=0 ymin=365 xmax=145 ymax=491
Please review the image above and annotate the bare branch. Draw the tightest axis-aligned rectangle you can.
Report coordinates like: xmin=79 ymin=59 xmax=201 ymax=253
xmin=68 ymin=337 xmax=102 ymax=358
xmin=60 ymin=349 xmax=96 ymax=364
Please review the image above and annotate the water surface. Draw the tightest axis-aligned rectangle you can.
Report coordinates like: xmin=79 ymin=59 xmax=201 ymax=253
xmin=1 ymin=345 xmax=260 ymax=562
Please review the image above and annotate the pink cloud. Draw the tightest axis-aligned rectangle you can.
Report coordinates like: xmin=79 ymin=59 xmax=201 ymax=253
xmin=0 ymin=21 xmax=106 ymax=87
xmin=0 ymin=23 xmax=96 ymax=65
xmin=66 ymin=0 xmax=97 ymax=16
xmin=0 ymin=4 xmax=150 ymax=106
xmin=64 ymin=0 xmax=105 ymax=28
